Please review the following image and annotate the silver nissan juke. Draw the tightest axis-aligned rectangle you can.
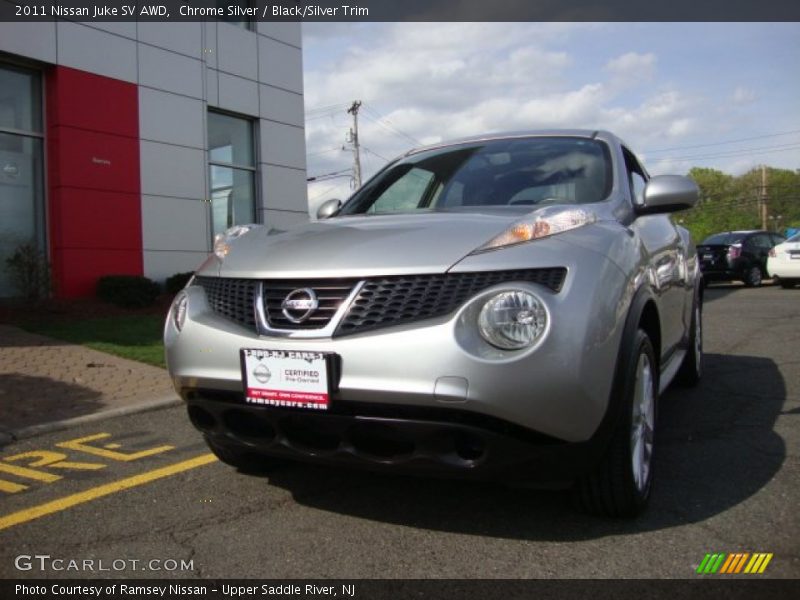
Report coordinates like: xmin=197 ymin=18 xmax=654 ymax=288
xmin=165 ymin=130 xmax=703 ymax=517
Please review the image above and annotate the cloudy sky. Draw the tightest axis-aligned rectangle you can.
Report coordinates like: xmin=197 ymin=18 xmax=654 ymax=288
xmin=301 ymin=22 xmax=800 ymax=211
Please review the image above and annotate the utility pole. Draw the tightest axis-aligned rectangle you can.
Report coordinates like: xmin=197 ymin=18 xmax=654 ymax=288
xmin=760 ymin=164 xmax=769 ymax=230
xmin=346 ymin=100 xmax=362 ymax=188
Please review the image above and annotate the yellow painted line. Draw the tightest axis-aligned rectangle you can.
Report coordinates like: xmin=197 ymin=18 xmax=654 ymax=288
xmin=0 ymin=480 xmax=28 ymax=494
xmin=0 ymin=462 xmax=62 ymax=482
xmin=0 ymin=453 xmax=217 ymax=532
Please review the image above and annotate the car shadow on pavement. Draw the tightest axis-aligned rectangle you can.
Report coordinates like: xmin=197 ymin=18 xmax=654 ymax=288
xmin=703 ymin=283 xmax=748 ymax=304
xmin=259 ymin=352 xmax=786 ymax=540
xmin=0 ymin=374 xmax=105 ymax=439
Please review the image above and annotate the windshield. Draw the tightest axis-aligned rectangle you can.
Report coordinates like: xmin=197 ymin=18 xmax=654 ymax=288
xmin=339 ymin=137 xmax=612 ymax=215
xmin=701 ymin=233 xmax=746 ymax=245
xmin=786 ymin=232 xmax=800 ymax=243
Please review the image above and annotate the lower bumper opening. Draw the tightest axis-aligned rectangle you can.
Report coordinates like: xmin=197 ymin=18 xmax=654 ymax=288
xmin=183 ymin=388 xmax=599 ymax=481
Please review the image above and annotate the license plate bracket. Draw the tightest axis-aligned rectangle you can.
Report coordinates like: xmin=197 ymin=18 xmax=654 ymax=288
xmin=240 ymin=348 xmax=334 ymax=410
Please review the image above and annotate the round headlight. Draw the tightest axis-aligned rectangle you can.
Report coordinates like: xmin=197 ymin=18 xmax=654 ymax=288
xmin=172 ymin=292 xmax=188 ymax=332
xmin=477 ymin=290 xmax=547 ymax=350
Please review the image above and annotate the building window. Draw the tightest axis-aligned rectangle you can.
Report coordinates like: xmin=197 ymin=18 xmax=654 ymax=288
xmin=208 ymin=110 xmax=257 ymax=239
xmin=216 ymin=0 xmax=255 ymax=30
xmin=0 ymin=64 xmax=45 ymax=297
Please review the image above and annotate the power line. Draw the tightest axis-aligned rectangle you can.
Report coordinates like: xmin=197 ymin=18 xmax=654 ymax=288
xmin=362 ymin=146 xmax=391 ymax=162
xmin=307 ymin=146 xmax=345 ymax=157
xmin=644 ymin=129 xmax=800 ymax=153
xmin=646 ymin=142 xmax=800 ymax=163
xmin=305 ymin=102 xmax=348 ymax=115
xmin=309 ymin=183 xmax=347 ymax=202
xmin=306 ymin=168 xmax=352 ymax=182
xmin=361 ymin=103 xmax=423 ymax=147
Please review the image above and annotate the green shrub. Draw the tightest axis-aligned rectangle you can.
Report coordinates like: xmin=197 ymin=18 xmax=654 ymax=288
xmin=4 ymin=242 xmax=51 ymax=302
xmin=96 ymin=275 xmax=161 ymax=308
xmin=165 ymin=271 xmax=194 ymax=295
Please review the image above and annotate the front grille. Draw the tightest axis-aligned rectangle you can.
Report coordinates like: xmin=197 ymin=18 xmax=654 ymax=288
xmin=195 ymin=277 xmax=257 ymax=329
xmin=336 ymin=268 xmax=566 ymax=336
xmin=262 ymin=280 xmax=359 ymax=330
xmin=194 ymin=268 xmax=566 ymax=336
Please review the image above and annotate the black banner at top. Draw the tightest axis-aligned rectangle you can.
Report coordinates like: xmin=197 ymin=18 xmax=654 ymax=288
xmin=1 ymin=0 xmax=799 ymax=22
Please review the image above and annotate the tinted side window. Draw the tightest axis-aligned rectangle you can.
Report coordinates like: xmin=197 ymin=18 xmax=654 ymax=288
xmin=749 ymin=234 xmax=772 ymax=249
xmin=622 ymin=147 xmax=647 ymax=205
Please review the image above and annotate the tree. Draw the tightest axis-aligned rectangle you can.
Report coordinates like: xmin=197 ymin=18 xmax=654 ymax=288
xmin=676 ymin=165 xmax=800 ymax=243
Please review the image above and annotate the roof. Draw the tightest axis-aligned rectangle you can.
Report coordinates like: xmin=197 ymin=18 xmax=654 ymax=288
xmin=404 ymin=129 xmax=618 ymax=157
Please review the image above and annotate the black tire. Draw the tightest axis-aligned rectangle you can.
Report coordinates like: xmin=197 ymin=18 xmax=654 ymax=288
xmin=676 ymin=297 xmax=702 ymax=387
xmin=779 ymin=279 xmax=797 ymax=289
xmin=575 ymin=329 xmax=658 ymax=517
xmin=743 ymin=265 xmax=763 ymax=287
xmin=205 ymin=437 xmax=285 ymax=474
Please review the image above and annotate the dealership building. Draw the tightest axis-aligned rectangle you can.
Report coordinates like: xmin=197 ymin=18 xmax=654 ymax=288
xmin=0 ymin=17 xmax=308 ymax=297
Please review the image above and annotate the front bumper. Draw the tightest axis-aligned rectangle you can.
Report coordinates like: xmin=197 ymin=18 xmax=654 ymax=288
xmin=166 ymin=246 xmax=628 ymax=449
xmin=184 ymin=389 xmax=604 ymax=482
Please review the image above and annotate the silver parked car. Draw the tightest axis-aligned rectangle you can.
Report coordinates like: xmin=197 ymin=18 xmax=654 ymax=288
xmin=165 ymin=130 xmax=702 ymax=517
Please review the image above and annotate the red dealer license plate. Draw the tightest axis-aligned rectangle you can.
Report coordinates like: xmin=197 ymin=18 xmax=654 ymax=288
xmin=241 ymin=349 xmax=333 ymax=410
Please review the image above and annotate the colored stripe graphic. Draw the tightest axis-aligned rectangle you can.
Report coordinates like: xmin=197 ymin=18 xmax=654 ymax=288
xmin=719 ymin=554 xmax=735 ymax=573
xmin=756 ymin=553 xmax=773 ymax=573
xmin=734 ymin=553 xmax=749 ymax=573
xmin=699 ymin=552 xmax=773 ymax=575
xmin=697 ymin=554 xmax=712 ymax=574
xmin=698 ymin=553 xmax=727 ymax=574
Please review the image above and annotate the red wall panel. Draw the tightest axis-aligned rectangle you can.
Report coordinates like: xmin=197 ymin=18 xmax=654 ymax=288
xmin=46 ymin=66 xmax=142 ymax=298
xmin=56 ymin=189 xmax=141 ymax=250
xmin=57 ymin=250 xmax=143 ymax=298
xmin=47 ymin=67 xmax=138 ymax=138
xmin=50 ymin=128 xmax=139 ymax=192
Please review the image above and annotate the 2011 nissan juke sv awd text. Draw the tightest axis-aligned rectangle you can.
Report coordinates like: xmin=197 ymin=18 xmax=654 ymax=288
xmin=165 ymin=130 xmax=703 ymax=517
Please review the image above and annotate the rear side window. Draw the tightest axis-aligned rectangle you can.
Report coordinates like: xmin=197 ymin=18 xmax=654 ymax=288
xmin=770 ymin=234 xmax=787 ymax=246
xmin=749 ymin=234 xmax=772 ymax=249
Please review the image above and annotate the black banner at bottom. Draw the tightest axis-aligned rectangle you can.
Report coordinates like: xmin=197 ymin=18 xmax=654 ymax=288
xmin=2 ymin=579 xmax=799 ymax=600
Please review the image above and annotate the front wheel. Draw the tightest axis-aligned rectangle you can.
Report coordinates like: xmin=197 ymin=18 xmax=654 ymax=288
xmin=575 ymin=329 xmax=657 ymax=517
xmin=676 ymin=299 xmax=702 ymax=386
xmin=743 ymin=265 xmax=763 ymax=287
xmin=779 ymin=278 xmax=797 ymax=289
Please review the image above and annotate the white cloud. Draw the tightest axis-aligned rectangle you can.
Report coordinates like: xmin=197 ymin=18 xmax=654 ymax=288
xmin=605 ymin=52 xmax=656 ymax=78
xmin=732 ymin=86 xmax=757 ymax=105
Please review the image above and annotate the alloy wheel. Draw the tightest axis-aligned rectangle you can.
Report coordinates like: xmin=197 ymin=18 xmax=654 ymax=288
xmin=630 ymin=353 xmax=655 ymax=493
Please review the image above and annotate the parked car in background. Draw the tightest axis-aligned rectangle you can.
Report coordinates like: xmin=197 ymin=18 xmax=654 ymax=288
xmin=165 ymin=130 xmax=702 ymax=517
xmin=768 ymin=231 xmax=800 ymax=288
xmin=697 ymin=230 xmax=786 ymax=287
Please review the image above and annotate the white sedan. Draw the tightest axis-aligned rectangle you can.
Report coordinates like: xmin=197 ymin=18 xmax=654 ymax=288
xmin=768 ymin=231 xmax=800 ymax=288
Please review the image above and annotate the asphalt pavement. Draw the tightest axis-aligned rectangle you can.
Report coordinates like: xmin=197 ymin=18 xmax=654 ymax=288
xmin=0 ymin=284 xmax=797 ymax=579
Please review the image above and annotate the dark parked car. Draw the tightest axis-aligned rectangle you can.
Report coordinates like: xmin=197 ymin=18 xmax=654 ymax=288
xmin=697 ymin=230 xmax=786 ymax=286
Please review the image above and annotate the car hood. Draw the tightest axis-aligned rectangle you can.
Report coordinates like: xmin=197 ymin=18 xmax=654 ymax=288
xmin=217 ymin=212 xmax=524 ymax=278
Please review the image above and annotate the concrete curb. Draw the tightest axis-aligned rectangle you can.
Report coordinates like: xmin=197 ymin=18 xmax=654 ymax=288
xmin=0 ymin=395 xmax=183 ymax=445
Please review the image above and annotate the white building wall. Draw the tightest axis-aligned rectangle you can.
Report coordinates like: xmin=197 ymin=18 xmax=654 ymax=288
xmin=0 ymin=19 xmax=309 ymax=284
